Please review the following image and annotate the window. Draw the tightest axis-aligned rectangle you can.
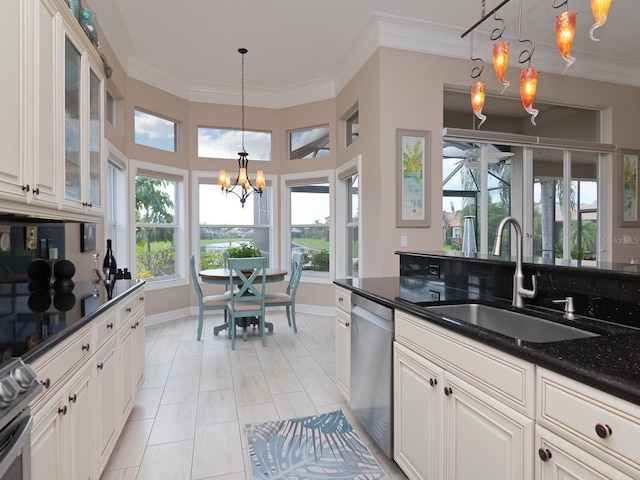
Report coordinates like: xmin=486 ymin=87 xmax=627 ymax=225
xmin=346 ymin=110 xmax=359 ymax=146
xmin=285 ymin=174 xmax=332 ymax=279
xmin=195 ymin=172 xmax=273 ymax=270
xmin=134 ymin=109 xmax=177 ymax=152
xmin=442 ymin=141 xmax=511 ymax=253
xmin=133 ymin=161 xmax=186 ymax=285
xmin=105 ymin=142 xmax=128 ymax=266
xmin=198 ymin=127 xmax=271 ymax=160
xmin=340 ymin=172 xmax=359 ymax=277
xmin=106 ymin=90 xmax=115 ymax=126
xmin=532 ymin=150 xmax=600 ymax=260
xmin=288 ymin=125 xmax=330 ymax=159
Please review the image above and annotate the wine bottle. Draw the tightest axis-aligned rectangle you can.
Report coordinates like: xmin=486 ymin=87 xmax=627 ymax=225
xmin=103 ymin=239 xmax=117 ymax=290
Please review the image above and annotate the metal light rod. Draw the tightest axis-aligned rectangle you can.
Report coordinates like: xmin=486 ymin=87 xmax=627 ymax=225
xmin=461 ymin=0 xmax=513 ymax=38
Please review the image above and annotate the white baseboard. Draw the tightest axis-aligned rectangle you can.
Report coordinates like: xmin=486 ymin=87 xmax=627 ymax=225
xmin=145 ymin=303 xmax=334 ymax=327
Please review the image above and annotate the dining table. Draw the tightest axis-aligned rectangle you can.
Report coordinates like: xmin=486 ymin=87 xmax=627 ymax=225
xmin=199 ymin=267 xmax=287 ymax=338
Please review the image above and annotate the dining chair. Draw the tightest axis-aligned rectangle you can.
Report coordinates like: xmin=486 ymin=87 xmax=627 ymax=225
xmin=264 ymin=252 xmax=303 ymax=333
xmin=190 ymin=255 xmax=231 ymax=340
xmin=226 ymin=256 xmax=268 ymax=349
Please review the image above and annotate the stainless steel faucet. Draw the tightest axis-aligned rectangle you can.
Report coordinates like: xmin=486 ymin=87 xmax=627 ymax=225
xmin=492 ymin=216 xmax=537 ymax=308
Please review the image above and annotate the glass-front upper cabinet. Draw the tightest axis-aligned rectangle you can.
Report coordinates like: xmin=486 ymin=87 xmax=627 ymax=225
xmin=63 ymin=29 xmax=104 ymax=215
xmin=89 ymin=68 xmax=102 ymax=208
xmin=64 ymin=36 xmax=82 ymax=202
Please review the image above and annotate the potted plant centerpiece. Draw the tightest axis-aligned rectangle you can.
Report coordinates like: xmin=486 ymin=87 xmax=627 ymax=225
xmin=225 ymin=241 xmax=262 ymax=259
xmin=224 ymin=241 xmax=262 ymax=274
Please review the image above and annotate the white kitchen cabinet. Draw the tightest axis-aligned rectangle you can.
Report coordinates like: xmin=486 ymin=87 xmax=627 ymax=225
xmin=65 ymin=363 xmax=95 ymax=479
xmin=119 ymin=291 xmax=146 ymax=420
xmin=0 ymin=0 xmax=104 ymax=218
xmin=394 ymin=310 xmax=535 ymax=480
xmin=334 ymin=286 xmax=351 ymax=400
xmin=95 ymin=336 xmax=119 ymax=473
xmin=0 ymin=0 xmax=59 ymax=208
xmin=394 ymin=342 xmax=443 ymax=480
xmin=60 ymin=25 xmax=104 ymax=216
xmin=535 ymin=426 xmax=634 ymax=480
xmin=443 ymin=370 xmax=533 ymax=480
xmin=536 ymin=366 xmax=640 ymax=478
xmin=31 ymin=362 xmax=94 ymax=480
xmin=31 ymin=391 xmax=65 ymax=480
xmin=30 ymin=286 xmax=145 ymax=480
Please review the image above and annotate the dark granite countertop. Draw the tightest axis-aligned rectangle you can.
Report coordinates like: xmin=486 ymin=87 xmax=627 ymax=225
xmin=0 ymin=279 xmax=145 ymax=364
xmin=334 ymin=276 xmax=640 ymax=407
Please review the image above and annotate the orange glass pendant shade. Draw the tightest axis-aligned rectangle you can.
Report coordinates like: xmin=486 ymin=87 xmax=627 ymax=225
xmin=492 ymin=40 xmax=510 ymax=93
xmin=520 ymin=68 xmax=539 ymax=126
xmin=471 ymin=81 xmax=487 ymax=128
xmin=556 ymin=11 xmax=576 ymax=74
xmin=590 ymin=0 xmax=612 ymax=41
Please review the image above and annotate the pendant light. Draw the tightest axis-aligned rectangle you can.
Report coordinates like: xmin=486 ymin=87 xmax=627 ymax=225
xmin=520 ymin=67 xmax=539 ymax=125
xmin=217 ymin=48 xmax=265 ymax=208
xmin=491 ymin=13 xmax=510 ymax=94
xmin=590 ymin=0 xmax=613 ymax=41
xmin=492 ymin=40 xmax=510 ymax=93
xmin=554 ymin=1 xmax=576 ymax=74
xmin=516 ymin=0 xmax=539 ymax=125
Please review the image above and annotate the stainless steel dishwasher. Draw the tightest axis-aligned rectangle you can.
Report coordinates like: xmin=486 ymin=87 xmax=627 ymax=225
xmin=350 ymin=292 xmax=394 ymax=458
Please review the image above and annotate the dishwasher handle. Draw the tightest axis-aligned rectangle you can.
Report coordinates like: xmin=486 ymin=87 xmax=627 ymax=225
xmin=351 ymin=304 xmax=394 ymax=333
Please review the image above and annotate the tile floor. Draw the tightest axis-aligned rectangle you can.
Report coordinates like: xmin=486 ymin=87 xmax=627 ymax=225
xmin=100 ymin=310 xmax=406 ymax=480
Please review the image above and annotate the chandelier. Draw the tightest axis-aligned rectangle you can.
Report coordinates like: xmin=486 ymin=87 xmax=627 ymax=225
xmin=217 ymin=48 xmax=265 ymax=207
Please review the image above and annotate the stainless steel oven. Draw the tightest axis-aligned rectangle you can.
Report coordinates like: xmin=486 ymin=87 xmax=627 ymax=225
xmin=0 ymin=359 xmax=42 ymax=480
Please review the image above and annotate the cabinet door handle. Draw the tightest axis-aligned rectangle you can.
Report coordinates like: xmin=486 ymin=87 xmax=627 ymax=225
xmin=139 ymin=296 xmax=144 ymax=301
xmin=429 ymin=378 xmax=437 ymax=387
xmin=126 ymin=307 xmax=132 ymax=313
xmin=345 ymin=322 xmax=350 ymax=327
xmin=68 ymin=394 xmax=77 ymax=403
xmin=33 ymin=187 xmax=40 ymax=195
xmin=538 ymin=448 xmax=552 ymax=462
xmin=106 ymin=322 xmax=114 ymax=329
xmin=58 ymin=406 xmax=67 ymax=415
xmin=131 ymin=323 xmax=137 ymax=330
xmin=82 ymin=343 xmax=90 ymax=352
xmin=21 ymin=184 xmax=30 ymax=192
xmin=41 ymin=378 xmax=51 ymax=389
xmin=443 ymin=386 xmax=453 ymax=396
xmin=97 ymin=362 xmax=104 ymax=370
xmin=595 ymin=423 xmax=612 ymax=439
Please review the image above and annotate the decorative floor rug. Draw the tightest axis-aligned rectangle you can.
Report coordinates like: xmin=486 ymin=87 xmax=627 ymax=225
xmin=245 ymin=409 xmax=389 ymax=480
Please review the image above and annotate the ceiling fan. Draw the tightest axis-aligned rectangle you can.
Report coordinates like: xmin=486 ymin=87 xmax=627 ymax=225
xmin=443 ymin=142 xmax=514 ymax=168
xmin=455 ymin=148 xmax=514 ymax=168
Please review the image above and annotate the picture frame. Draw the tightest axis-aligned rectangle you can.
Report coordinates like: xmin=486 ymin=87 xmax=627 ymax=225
xmin=620 ymin=149 xmax=640 ymax=227
xmin=80 ymin=223 xmax=97 ymax=252
xmin=396 ymin=129 xmax=430 ymax=227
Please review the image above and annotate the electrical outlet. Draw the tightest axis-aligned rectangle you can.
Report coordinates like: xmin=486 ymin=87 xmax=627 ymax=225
xmin=401 ymin=235 xmax=408 ymax=247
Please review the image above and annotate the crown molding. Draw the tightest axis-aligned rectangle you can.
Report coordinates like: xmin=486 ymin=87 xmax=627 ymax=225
xmin=93 ymin=7 xmax=640 ymax=108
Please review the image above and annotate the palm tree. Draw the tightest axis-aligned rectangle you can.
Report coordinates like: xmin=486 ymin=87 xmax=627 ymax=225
xmin=135 ymin=176 xmax=174 ymax=252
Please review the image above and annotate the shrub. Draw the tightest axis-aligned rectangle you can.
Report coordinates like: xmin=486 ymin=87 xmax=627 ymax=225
xmin=311 ymin=249 xmax=330 ymax=271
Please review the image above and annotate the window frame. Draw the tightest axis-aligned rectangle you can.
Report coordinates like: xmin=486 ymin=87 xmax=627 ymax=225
xmin=336 ymin=156 xmax=360 ymax=278
xmin=192 ymin=170 xmax=278 ymax=273
xmin=197 ymin=126 xmax=272 ymax=161
xmin=287 ymin=124 xmax=330 ymax=160
xmin=105 ymin=141 xmax=129 ymax=267
xmin=281 ymin=170 xmax=334 ymax=283
xmin=134 ymin=108 xmax=178 ymax=153
xmin=130 ymin=160 xmax=188 ymax=290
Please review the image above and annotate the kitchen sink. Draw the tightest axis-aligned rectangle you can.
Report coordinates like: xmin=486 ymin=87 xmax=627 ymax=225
xmin=424 ymin=303 xmax=599 ymax=343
